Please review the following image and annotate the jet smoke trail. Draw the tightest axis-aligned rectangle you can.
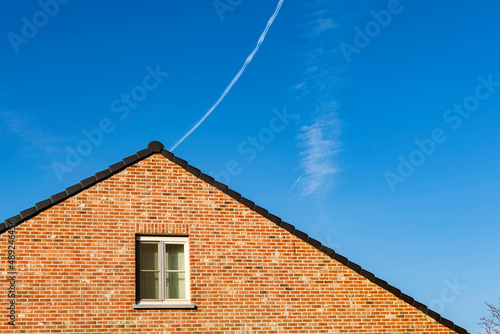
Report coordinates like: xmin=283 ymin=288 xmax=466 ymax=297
xmin=169 ymin=0 xmax=285 ymax=151
xmin=287 ymin=175 xmax=302 ymax=194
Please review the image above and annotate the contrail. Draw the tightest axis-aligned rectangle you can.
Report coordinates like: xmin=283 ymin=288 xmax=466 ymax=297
xmin=287 ymin=175 xmax=302 ymax=194
xmin=169 ymin=0 xmax=285 ymax=151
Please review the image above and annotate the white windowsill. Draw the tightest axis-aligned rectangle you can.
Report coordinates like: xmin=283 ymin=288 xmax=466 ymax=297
xmin=133 ymin=303 xmax=196 ymax=309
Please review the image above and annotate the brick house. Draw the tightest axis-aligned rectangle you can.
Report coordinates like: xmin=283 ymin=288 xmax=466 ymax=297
xmin=1 ymin=141 xmax=468 ymax=333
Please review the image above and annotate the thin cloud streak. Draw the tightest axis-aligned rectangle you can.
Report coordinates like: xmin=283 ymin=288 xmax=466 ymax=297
xmin=0 ymin=112 xmax=63 ymax=156
xmin=287 ymin=175 xmax=302 ymax=194
xmin=170 ymin=0 xmax=285 ymax=152
xmin=296 ymin=107 xmax=340 ymax=198
xmin=292 ymin=1 xmax=344 ymax=198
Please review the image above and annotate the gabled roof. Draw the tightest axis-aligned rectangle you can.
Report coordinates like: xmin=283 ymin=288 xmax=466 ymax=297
xmin=2 ymin=141 xmax=469 ymax=334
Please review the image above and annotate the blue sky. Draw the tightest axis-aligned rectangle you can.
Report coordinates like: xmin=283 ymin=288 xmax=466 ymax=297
xmin=1 ymin=0 xmax=500 ymax=331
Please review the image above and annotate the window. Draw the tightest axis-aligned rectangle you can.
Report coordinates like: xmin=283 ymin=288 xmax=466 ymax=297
xmin=134 ymin=236 xmax=194 ymax=309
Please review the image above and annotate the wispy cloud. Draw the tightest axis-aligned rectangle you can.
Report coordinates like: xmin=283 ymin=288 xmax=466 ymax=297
xmin=313 ymin=17 xmax=338 ymax=35
xmin=0 ymin=112 xmax=64 ymax=157
xmin=292 ymin=1 xmax=345 ymax=198
xmin=296 ymin=104 xmax=341 ymax=197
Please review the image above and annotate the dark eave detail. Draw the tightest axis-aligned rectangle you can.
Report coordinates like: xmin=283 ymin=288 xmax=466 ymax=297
xmin=294 ymin=230 xmax=308 ymax=242
xmin=307 ymin=237 xmax=322 ymax=250
xmin=226 ymin=189 xmax=242 ymax=202
xmin=109 ymin=161 xmax=126 ymax=173
xmin=80 ymin=176 xmax=98 ymax=189
xmin=279 ymin=221 xmax=295 ymax=234
xmin=1 ymin=141 xmax=469 ymax=334
xmin=427 ymin=309 xmax=442 ymax=322
xmin=346 ymin=261 xmax=362 ymax=274
xmin=147 ymin=141 xmax=164 ymax=153
xmin=374 ymin=277 xmax=388 ymax=288
xmin=333 ymin=253 xmax=348 ymax=266
xmin=35 ymin=199 xmax=53 ymax=211
xmin=20 ymin=207 xmax=38 ymax=220
xmin=266 ymin=213 xmax=281 ymax=225
xmin=66 ymin=184 xmax=83 ymax=197
xmin=198 ymin=173 xmax=214 ymax=185
xmin=320 ymin=245 xmax=335 ymax=257
xmin=239 ymin=197 xmax=255 ymax=210
xmin=185 ymin=165 xmax=201 ymax=177
xmin=51 ymin=191 xmax=67 ymax=204
xmin=360 ymin=269 xmax=375 ymax=282
xmin=385 ymin=285 xmax=401 ymax=296
xmin=213 ymin=181 xmax=228 ymax=193
xmin=95 ymin=169 xmax=112 ymax=181
xmin=253 ymin=205 xmax=268 ymax=217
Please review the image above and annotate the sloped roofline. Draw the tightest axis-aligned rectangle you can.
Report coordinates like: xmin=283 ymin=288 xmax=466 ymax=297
xmin=1 ymin=141 xmax=469 ymax=334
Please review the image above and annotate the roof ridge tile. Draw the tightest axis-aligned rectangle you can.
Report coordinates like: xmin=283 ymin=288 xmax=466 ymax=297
xmin=147 ymin=141 xmax=164 ymax=153
xmin=122 ymin=154 xmax=140 ymax=166
xmin=80 ymin=176 xmax=98 ymax=189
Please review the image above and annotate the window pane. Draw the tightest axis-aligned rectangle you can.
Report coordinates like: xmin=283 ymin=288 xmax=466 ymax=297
xmin=165 ymin=272 xmax=185 ymax=299
xmin=139 ymin=272 xmax=159 ymax=300
xmin=139 ymin=243 xmax=158 ymax=270
xmin=165 ymin=244 xmax=185 ymax=270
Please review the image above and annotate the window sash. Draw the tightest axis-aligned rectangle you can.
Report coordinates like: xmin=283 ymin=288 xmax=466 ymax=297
xmin=136 ymin=236 xmax=189 ymax=303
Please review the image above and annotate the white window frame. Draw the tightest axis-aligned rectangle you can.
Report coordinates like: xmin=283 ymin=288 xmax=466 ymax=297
xmin=134 ymin=235 xmax=195 ymax=309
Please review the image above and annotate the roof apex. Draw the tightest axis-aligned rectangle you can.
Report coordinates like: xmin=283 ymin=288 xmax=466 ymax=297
xmin=148 ymin=141 xmax=165 ymax=153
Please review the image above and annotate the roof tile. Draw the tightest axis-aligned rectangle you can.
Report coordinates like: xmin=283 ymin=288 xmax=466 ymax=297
xmin=95 ymin=169 xmax=112 ymax=181
xmin=333 ymin=253 xmax=348 ymax=265
xmin=253 ymin=205 xmax=268 ymax=217
xmin=80 ymin=176 xmax=98 ymax=189
xmin=213 ymin=181 xmax=228 ymax=192
xmin=185 ymin=165 xmax=201 ymax=177
xmin=239 ymin=197 xmax=255 ymax=210
xmin=109 ymin=161 xmax=126 ymax=173
xmin=346 ymin=261 xmax=362 ymax=273
xmin=374 ymin=277 xmax=388 ymax=289
xmin=0 ymin=222 xmax=9 ymax=234
xmin=147 ymin=141 xmax=164 ymax=153
xmin=123 ymin=154 xmax=140 ymax=166
xmin=360 ymin=269 xmax=375 ymax=282
xmin=160 ymin=149 xmax=174 ymax=160
xmin=307 ymin=237 xmax=322 ymax=250
xmin=137 ymin=148 xmax=153 ymax=159
xmin=5 ymin=215 xmax=21 ymax=228
xmin=51 ymin=191 xmax=68 ymax=204
xmin=294 ymin=230 xmax=309 ymax=242
xmin=413 ymin=300 xmax=428 ymax=313
xmin=385 ymin=285 xmax=401 ymax=297
xmin=266 ymin=213 xmax=281 ymax=225
xmin=279 ymin=221 xmax=295 ymax=233
xmin=225 ymin=189 xmax=242 ymax=201
xmin=440 ymin=318 xmax=455 ymax=329
xmin=20 ymin=207 xmax=37 ymax=220
xmin=400 ymin=293 xmax=415 ymax=305
xmin=199 ymin=173 xmax=214 ymax=185
xmin=172 ymin=156 xmax=188 ymax=168
xmin=35 ymin=199 xmax=53 ymax=211
xmin=320 ymin=245 xmax=335 ymax=257
xmin=427 ymin=309 xmax=441 ymax=321
xmin=66 ymin=184 xmax=83 ymax=196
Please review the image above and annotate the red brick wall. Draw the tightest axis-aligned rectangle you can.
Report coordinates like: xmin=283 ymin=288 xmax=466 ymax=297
xmin=0 ymin=155 xmax=457 ymax=333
